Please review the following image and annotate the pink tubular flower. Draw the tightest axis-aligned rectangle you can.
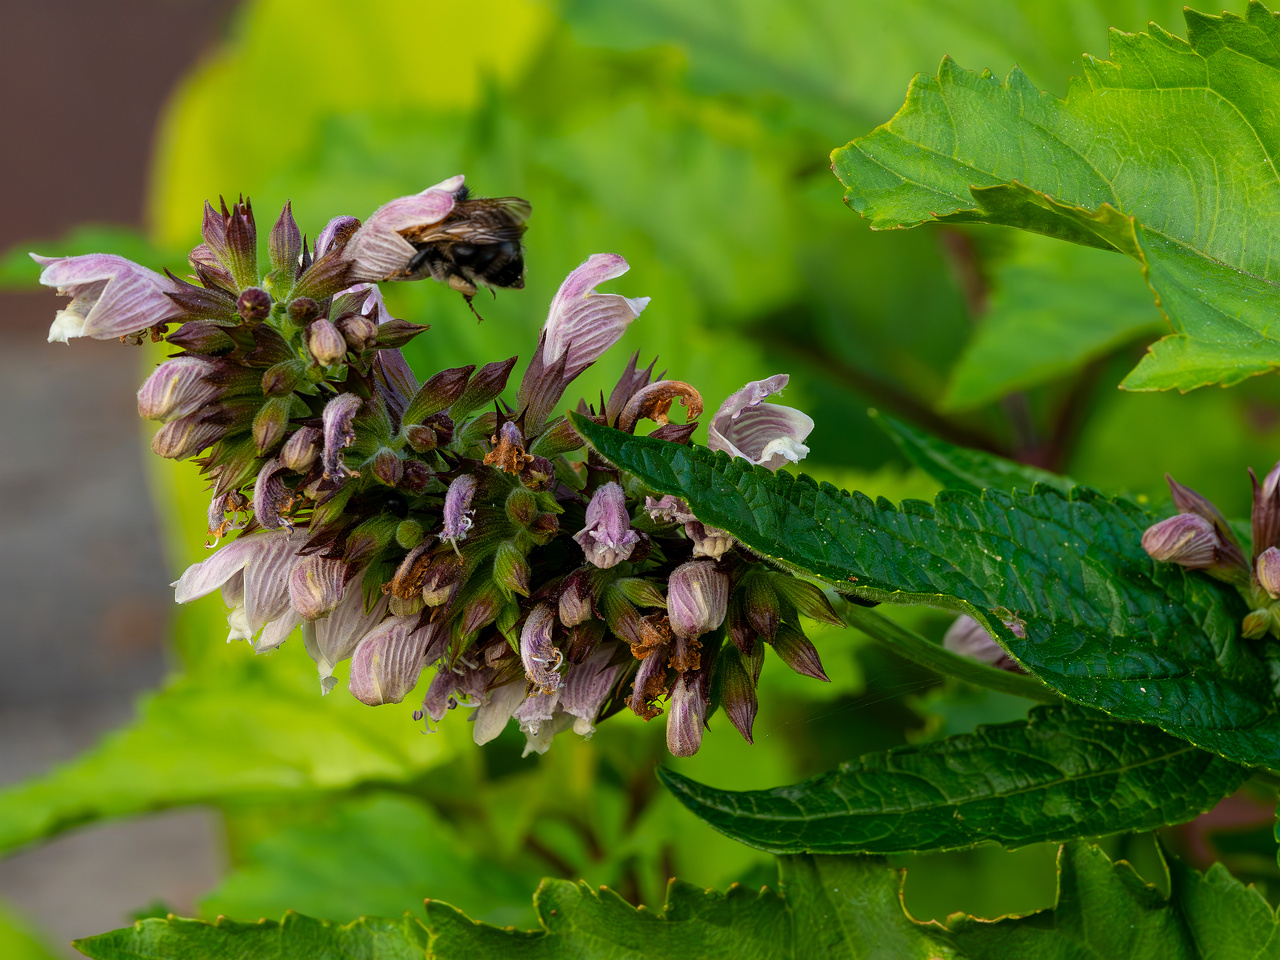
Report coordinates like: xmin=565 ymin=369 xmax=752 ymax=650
xmin=137 ymin=356 xmax=218 ymax=421
xmin=574 ymin=482 xmax=640 ymax=568
xmin=541 ymin=254 xmax=649 ymax=380
xmin=34 ymin=253 xmax=183 ymax=343
xmin=709 ymin=375 xmax=813 ymax=470
xmin=345 ymin=175 xmax=463 ymax=281
xmin=667 ymin=560 xmax=729 ymax=639
xmin=172 ymin=529 xmax=308 ymax=643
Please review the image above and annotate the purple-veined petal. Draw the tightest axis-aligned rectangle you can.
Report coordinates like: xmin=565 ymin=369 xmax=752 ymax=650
xmin=709 ymin=375 xmax=814 ymax=470
xmin=307 ymin=588 xmax=389 ymax=692
xmin=520 ymin=603 xmax=562 ymax=693
xmin=322 ymin=392 xmax=364 ymax=479
xmin=137 ymin=356 xmax=219 ymax=421
xmin=665 ymin=674 xmax=705 ymax=757
xmin=573 ymin=481 xmax=640 ymax=568
xmin=541 ymin=254 xmax=649 ymax=379
xmin=560 ymin=643 xmax=626 ymax=737
xmin=34 ymin=253 xmax=183 ymax=342
xmin=289 ymin=554 xmax=348 ymax=621
xmin=255 ymin=609 xmax=301 ymax=653
xmin=345 ymin=177 xmax=463 ymax=281
xmin=472 ymin=680 xmax=527 ymax=745
xmin=348 ymin=615 xmax=448 ymax=705
xmin=667 ymin=560 xmax=729 ymax=639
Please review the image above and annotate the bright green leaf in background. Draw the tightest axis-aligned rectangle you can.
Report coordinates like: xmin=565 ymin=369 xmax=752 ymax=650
xmin=834 ymin=2 xmax=1280 ymax=394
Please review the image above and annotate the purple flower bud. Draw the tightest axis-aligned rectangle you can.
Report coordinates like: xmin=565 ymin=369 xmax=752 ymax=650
xmin=520 ymin=603 xmax=563 ymax=694
xmin=307 ymin=318 xmax=347 ymax=365
xmin=1258 ymin=547 xmax=1280 ymax=599
xmin=269 ymin=201 xmax=303 ymax=278
xmin=322 ymin=392 xmax=364 ymax=479
xmin=151 ymin=411 xmax=223 ymax=459
xmin=345 ymin=176 xmax=462 ymax=281
xmin=253 ymin=458 xmax=294 ymax=530
xmin=559 ymin=569 xmax=594 ymax=627
xmin=371 ymin=448 xmax=404 ymax=488
xmin=287 ymin=297 xmax=320 ymax=325
xmin=335 ymin=311 xmax=378 ymax=352
xmin=709 ymin=375 xmax=813 ymax=471
xmin=770 ymin=623 xmax=829 ymax=681
xmin=33 ymin=253 xmax=183 ymax=342
xmin=237 ymin=287 xmax=272 ymax=322
xmin=574 ymin=482 xmax=640 ymax=569
xmin=667 ymin=560 xmax=729 ymax=639
xmin=665 ymin=674 xmax=705 ymax=757
xmin=441 ymin=474 xmax=477 ymax=546
xmin=289 ymin=554 xmax=348 ymax=621
xmin=137 ymin=356 xmax=219 ymax=421
xmin=943 ymin=615 xmax=1021 ymax=671
xmin=1141 ymin=513 xmax=1219 ymax=568
xmin=348 ymin=615 xmax=447 ymax=706
xmin=280 ymin=425 xmax=322 ymax=472
xmin=1166 ymin=474 xmax=1247 ymax=571
xmin=541 ymin=254 xmax=649 ymax=380
xmin=206 ymin=198 xmax=258 ymax=289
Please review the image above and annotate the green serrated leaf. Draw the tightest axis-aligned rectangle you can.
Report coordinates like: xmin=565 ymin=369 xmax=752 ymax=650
xmin=658 ymin=704 xmax=1245 ymax=855
xmin=73 ymin=912 xmax=429 ymax=960
xmin=832 ymin=3 xmax=1280 ymax=392
xmin=426 ymin=878 xmax=792 ymax=959
xmin=573 ymin=419 xmax=1280 ymax=769
xmin=871 ymin=410 xmax=1075 ymax=495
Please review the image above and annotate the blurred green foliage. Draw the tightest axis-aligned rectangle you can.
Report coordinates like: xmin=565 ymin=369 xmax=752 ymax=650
xmin=7 ymin=0 xmax=1280 ymax=951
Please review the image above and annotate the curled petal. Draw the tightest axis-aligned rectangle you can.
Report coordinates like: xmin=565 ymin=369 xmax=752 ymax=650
xmin=150 ymin=411 xmax=224 ymax=460
xmin=645 ymin=495 xmax=695 ymax=525
xmin=542 ymin=254 xmax=649 ymax=379
xmin=348 ymin=615 xmax=447 ymax=705
xmin=942 ymin=615 xmax=1021 ymax=671
xmin=253 ymin=458 xmax=294 ymax=530
xmin=709 ymin=375 xmax=814 ymax=470
xmin=34 ymin=253 xmax=183 ymax=342
xmin=1259 ymin=547 xmax=1280 ymax=598
xmin=573 ymin=482 xmax=640 ymax=569
xmin=472 ymin=680 xmax=527 ymax=745
xmin=617 ymin=381 xmax=702 ymax=433
xmin=254 ymin=608 xmax=301 ymax=653
xmin=307 ymin=588 xmax=389 ymax=691
xmin=315 ymin=215 xmax=362 ymax=260
xmin=173 ymin=529 xmax=306 ymax=638
xmin=137 ymin=357 xmax=218 ymax=421
xmin=322 ymin=392 xmax=364 ymax=479
xmin=520 ymin=603 xmax=563 ymax=693
xmin=280 ymin=425 xmax=322 ymax=472
xmin=345 ymin=177 xmax=463 ymax=281
xmin=1141 ymin=513 xmax=1219 ymax=568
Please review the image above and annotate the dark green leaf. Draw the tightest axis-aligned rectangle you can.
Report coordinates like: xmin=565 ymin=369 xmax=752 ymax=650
xmin=73 ymin=913 xmax=429 ymax=960
xmin=573 ymin=419 xmax=1280 ymax=769
xmin=871 ymin=410 xmax=1075 ymax=495
xmin=832 ymin=4 xmax=1280 ymax=392
xmin=658 ymin=704 xmax=1246 ymax=855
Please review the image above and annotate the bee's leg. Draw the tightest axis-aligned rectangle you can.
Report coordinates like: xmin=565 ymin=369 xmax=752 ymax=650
xmin=463 ymin=293 xmax=485 ymax=322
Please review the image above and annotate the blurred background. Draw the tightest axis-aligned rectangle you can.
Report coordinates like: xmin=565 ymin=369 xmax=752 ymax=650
xmin=2 ymin=1 xmax=1279 ymax=956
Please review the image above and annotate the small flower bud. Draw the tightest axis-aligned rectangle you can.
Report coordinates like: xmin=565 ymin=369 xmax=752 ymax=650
xmin=151 ymin=412 xmax=223 ymax=459
xmin=419 ymin=553 xmax=463 ymax=606
xmin=373 ymin=319 xmax=430 ymax=349
xmin=137 ymin=356 xmax=218 ymax=422
xmin=1141 ymin=514 xmax=1219 ymax=568
xmin=574 ymin=482 xmax=640 ymax=569
xmin=237 ymin=287 xmax=272 ymax=322
xmin=559 ymin=569 xmax=594 ymax=627
xmin=520 ymin=603 xmax=563 ymax=693
xmin=405 ymin=424 xmax=440 ymax=453
xmin=665 ymin=674 xmax=705 ymax=757
xmin=1244 ymin=610 xmax=1271 ymax=640
xmin=494 ymin=541 xmax=531 ymax=597
xmin=280 ymin=425 xmax=321 ymax=472
xmin=400 ymin=459 xmax=434 ymax=494
xmin=261 ymin=359 xmax=306 ymax=397
xmin=528 ymin=512 xmax=560 ymax=544
xmin=253 ymin=458 xmax=295 ymax=530
xmin=520 ymin=455 xmax=556 ymax=492
xmin=1258 ymin=547 xmax=1280 ymax=598
xmin=507 ymin=486 xmax=538 ymax=527
xmin=287 ymin=296 xmax=320 ymax=324
xmin=770 ymin=622 xmax=829 ymax=681
xmin=396 ymin=519 xmax=425 ymax=550
xmin=335 ymin=311 xmax=378 ymax=352
xmin=371 ymin=448 xmax=404 ymax=488
xmin=253 ymin=395 xmax=294 ymax=455
xmin=288 ymin=555 xmax=347 ymax=621
xmin=307 ymin=318 xmax=348 ymax=366
xmin=667 ymin=560 xmax=729 ymax=640
xmin=269 ymin=202 xmax=303 ymax=279
xmin=441 ymin=474 xmax=477 ymax=546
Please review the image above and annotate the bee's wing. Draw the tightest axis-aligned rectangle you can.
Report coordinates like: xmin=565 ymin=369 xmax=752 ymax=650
xmin=403 ymin=198 xmax=532 ymax=245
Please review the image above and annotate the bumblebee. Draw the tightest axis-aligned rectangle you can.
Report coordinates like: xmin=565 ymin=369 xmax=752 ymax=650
xmin=399 ymin=187 xmax=531 ymax=316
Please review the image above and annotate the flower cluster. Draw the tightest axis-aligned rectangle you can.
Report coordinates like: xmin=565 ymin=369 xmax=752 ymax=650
xmin=1142 ymin=468 xmax=1280 ymax=639
xmin=36 ymin=177 xmax=831 ymax=756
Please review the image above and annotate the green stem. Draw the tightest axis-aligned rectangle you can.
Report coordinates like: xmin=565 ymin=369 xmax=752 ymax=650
xmin=838 ymin=601 xmax=1061 ymax=703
